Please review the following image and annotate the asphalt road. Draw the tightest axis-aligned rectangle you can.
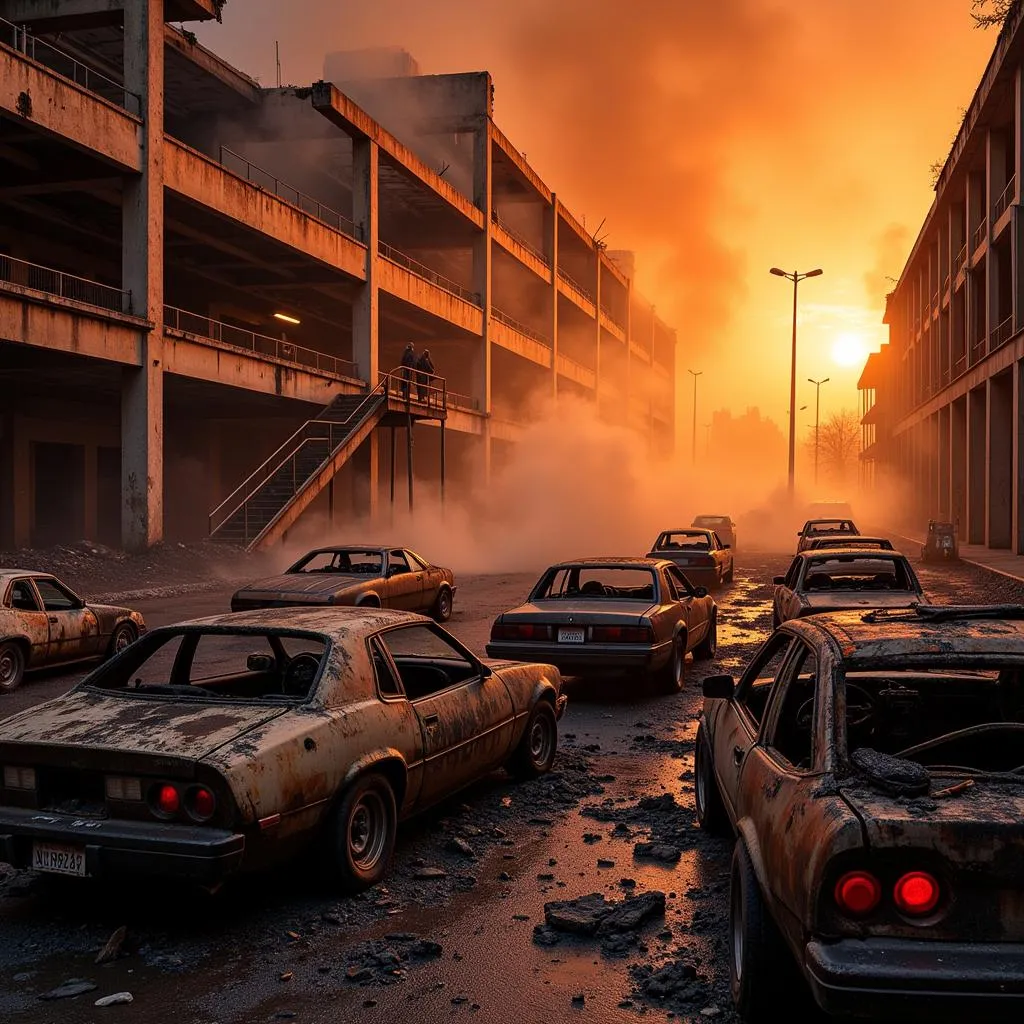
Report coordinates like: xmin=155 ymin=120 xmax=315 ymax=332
xmin=0 ymin=546 xmax=1013 ymax=1023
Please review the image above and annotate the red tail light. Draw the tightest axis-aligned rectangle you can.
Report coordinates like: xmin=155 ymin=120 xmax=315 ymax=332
xmin=153 ymin=783 xmax=181 ymax=818
xmin=894 ymin=871 xmax=940 ymax=915
xmin=590 ymin=626 xmax=654 ymax=643
xmin=491 ymin=623 xmax=551 ymax=641
xmin=834 ymin=870 xmax=881 ymax=916
xmin=188 ymin=786 xmax=217 ymax=822
xmin=693 ymin=555 xmax=716 ymax=567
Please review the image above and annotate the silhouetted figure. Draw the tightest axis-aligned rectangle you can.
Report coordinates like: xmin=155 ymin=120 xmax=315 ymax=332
xmin=400 ymin=342 xmax=416 ymax=399
xmin=416 ymin=348 xmax=435 ymax=402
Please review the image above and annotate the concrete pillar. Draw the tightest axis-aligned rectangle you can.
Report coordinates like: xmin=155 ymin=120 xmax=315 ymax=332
xmin=548 ymin=196 xmax=559 ymax=401
xmin=990 ymin=371 xmax=1014 ymax=548
xmin=952 ymin=396 xmax=967 ymax=539
xmin=11 ymin=417 xmax=30 ymax=548
xmin=120 ymin=0 xmax=164 ymax=551
xmin=938 ymin=405 xmax=951 ymax=519
xmin=1016 ymin=360 xmax=1024 ymax=552
xmin=594 ymin=260 xmax=602 ymax=416
xmin=83 ymin=443 xmax=98 ymax=540
xmin=472 ymin=120 xmax=492 ymax=420
xmin=967 ymin=385 xmax=987 ymax=544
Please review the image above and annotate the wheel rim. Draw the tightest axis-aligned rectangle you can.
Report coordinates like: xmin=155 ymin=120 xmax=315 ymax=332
xmin=114 ymin=628 xmax=132 ymax=653
xmin=440 ymin=591 xmax=451 ymax=616
xmin=673 ymin=643 xmax=683 ymax=685
xmin=695 ymin=746 xmax=706 ymax=816
xmin=731 ymin=868 xmax=745 ymax=982
xmin=0 ymin=649 xmax=18 ymax=687
xmin=348 ymin=790 xmax=388 ymax=871
xmin=529 ymin=713 xmax=554 ymax=766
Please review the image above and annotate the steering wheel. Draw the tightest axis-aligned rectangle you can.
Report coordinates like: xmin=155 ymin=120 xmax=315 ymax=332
xmin=283 ymin=653 xmax=321 ymax=695
xmin=844 ymin=683 xmax=877 ymax=729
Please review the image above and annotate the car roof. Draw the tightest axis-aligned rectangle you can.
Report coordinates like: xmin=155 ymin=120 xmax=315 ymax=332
xmin=693 ymin=514 xmax=730 ymax=519
xmin=155 ymin=606 xmax=430 ymax=638
xmin=798 ymin=548 xmax=905 ymax=561
xmin=549 ymin=557 xmax=666 ymax=569
xmin=300 ymin=546 xmax=399 ymax=555
xmin=659 ymin=528 xmax=712 ymax=535
xmin=0 ymin=570 xmax=57 ymax=583
xmin=804 ymin=518 xmax=855 ymax=526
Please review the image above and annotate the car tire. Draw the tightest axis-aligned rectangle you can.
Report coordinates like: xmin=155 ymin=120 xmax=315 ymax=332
xmin=0 ymin=641 xmax=25 ymax=693
xmin=650 ymin=635 xmax=685 ymax=694
xmin=730 ymin=841 xmax=793 ymax=1022
xmin=322 ymin=773 xmax=397 ymax=894
xmin=507 ymin=700 xmax=558 ymax=779
xmin=693 ymin=612 xmax=717 ymax=661
xmin=432 ymin=586 xmax=453 ymax=623
xmin=724 ymin=564 xmax=735 ymax=584
xmin=694 ymin=725 xmax=729 ymax=835
xmin=770 ymin=609 xmax=780 ymax=631
xmin=107 ymin=622 xmax=137 ymax=659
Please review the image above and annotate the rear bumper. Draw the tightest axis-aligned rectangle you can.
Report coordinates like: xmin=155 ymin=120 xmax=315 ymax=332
xmin=805 ymin=938 xmax=1024 ymax=1019
xmin=484 ymin=640 xmax=672 ymax=676
xmin=555 ymin=694 xmax=568 ymax=719
xmin=0 ymin=805 xmax=245 ymax=883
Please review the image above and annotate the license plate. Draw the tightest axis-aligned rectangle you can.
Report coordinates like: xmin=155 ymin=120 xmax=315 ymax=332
xmin=32 ymin=842 xmax=86 ymax=877
xmin=558 ymin=628 xmax=585 ymax=644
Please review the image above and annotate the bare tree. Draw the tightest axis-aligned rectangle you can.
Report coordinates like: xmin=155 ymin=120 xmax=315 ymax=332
xmin=804 ymin=409 xmax=861 ymax=486
xmin=972 ymin=0 xmax=1020 ymax=28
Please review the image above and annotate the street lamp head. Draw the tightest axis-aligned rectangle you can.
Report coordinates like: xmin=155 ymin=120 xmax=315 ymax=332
xmin=823 ymin=376 xmax=830 ymax=384
xmin=805 ymin=268 xmax=824 ymax=278
xmin=769 ymin=267 xmax=787 ymax=277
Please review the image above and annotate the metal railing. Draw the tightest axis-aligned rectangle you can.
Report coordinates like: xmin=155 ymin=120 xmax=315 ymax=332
xmin=972 ymin=219 xmax=987 ymax=253
xmin=491 ymin=307 xmax=551 ymax=345
xmin=556 ymin=351 xmax=595 ymax=382
xmin=378 ymin=241 xmax=480 ymax=305
xmin=952 ymin=354 xmax=968 ymax=380
xmin=557 ymin=269 xmax=595 ymax=305
xmin=164 ymin=306 xmax=359 ymax=379
xmin=599 ymin=304 xmax=625 ymax=331
xmin=491 ymin=211 xmax=550 ymax=266
xmin=219 ymin=147 xmax=360 ymax=240
xmin=970 ymin=338 xmax=987 ymax=365
xmin=379 ymin=364 xmax=449 ymax=414
xmin=992 ymin=314 xmax=1015 ymax=350
xmin=943 ymin=273 xmax=951 ymax=295
xmin=447 ymin=390 xmax=481 ymax=412
xmin=1 ymin=17 xmax=141 ymax=115
xmin=953 ymin=243 xmax=968 ymax=277
xmin=994 ymin=175 xmax=1017 ymax=221
xmin=0 ymin=253 xmax=132 ymax=313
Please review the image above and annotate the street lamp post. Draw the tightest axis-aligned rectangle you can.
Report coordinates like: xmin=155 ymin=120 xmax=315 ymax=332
xmin=808 ymin=376 xmax=830 ymax=485
xmin=704 ymin=422 xmax=712 ymax=457
xmin=688 ymin=369 xmax=702 ymax=464
xmin=770 ymin=266 xmax=823 ymax=501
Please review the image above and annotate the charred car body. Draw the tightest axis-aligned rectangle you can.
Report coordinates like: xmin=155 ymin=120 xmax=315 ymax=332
xmin=797 ymin=519 xmax=861 ymax=553
xmin=772 ymin=549 xmax=924 ymax=629
xmin=486 ymin=558 xmax=717 ymax=693
xmin=692 ymin=514 xmax=737 ymax=550
xmin=694 ymin=606 xmax=1024 ymax=1020
xmin=231 ymin=546 xmax=456 ymax=622
xmin=647 ymin=528 xmax=735 ymax=586
xmin=922 ymin=520 xmax=960 ymax=563
xmin=0 ymin=571 xmax=145 ymax=692
xmin=0 ymin=609 xmax=563 ymax=890
xmin=806 ymin=535 xmax=894 ymax=553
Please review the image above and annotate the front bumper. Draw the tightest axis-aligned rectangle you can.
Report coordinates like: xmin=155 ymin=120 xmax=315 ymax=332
xmin=0 ymin=805 xmax=245 ymax=883
xmin=555 ymin=694 xmax=568 ymax=719
xmin=484 ymin=640 xmax=672 ymax=676
xmin=805 ymin=938 xmax=1024 ymax=1019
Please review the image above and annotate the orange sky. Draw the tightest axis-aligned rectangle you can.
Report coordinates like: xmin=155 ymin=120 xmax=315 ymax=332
xmin=199 ymin=0 xmax=995 ymax=428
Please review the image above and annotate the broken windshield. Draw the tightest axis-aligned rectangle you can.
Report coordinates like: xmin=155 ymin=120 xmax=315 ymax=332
xmin=531 ymin=567 xmax=658 ymax=602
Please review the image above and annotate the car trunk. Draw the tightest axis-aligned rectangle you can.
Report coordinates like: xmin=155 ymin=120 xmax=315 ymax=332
xmin=505 ymin=600 xmax=655 ymax=626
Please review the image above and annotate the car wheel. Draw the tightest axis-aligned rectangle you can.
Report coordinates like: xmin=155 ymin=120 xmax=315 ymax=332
xmin=322 ymin=773 xmax=397 ymax=894
xmin=0 ymin=641 xmax=25 ymax=693
xmin=695 ymin=725 xmax=729 ymax=835
xmin=730 ymin=841 xmax=793 ymax=1022
xmin=508 ymin=700 xmax=558 ymax=779
xmin=432 ymin=586 xmax=453 ymax=623
xmin=770 ymin=609 xmax=780 ymax=631
xmin=693 ymin=612 xmax=718 ymax=661
xmin=107 ymin=622 xmax=137 ymax=659
xmin=650 ymin=635 xmax=685 ymax=694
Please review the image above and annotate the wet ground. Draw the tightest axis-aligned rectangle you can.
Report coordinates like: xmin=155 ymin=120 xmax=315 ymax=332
xmin=0 ymin=545 xmax=1016 ymax=1022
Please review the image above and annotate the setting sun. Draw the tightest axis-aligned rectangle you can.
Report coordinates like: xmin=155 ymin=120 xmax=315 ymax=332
xmin=832 ymin=331 xmax=867 ymax=368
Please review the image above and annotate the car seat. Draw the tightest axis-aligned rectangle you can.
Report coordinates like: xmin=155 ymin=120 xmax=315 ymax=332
xmin=805 ymin=573 xmax=832 ymax=590
xmin=580 ymin=580 xmax=607 ymax=596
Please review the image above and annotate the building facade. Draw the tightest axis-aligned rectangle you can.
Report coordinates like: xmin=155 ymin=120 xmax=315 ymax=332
xmin=860 ymin=9 xmax=1024 ymax=550
xmin=0 ymin=0 xmax=676 ymax=551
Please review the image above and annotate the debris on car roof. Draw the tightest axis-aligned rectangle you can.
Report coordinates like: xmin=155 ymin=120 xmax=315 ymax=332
xmin=861 ymin=604 xmax=1024 ymax=624
xmin=850 ymin=747 xmax=931 ymax=797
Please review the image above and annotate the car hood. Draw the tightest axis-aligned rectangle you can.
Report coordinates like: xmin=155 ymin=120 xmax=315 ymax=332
xmin=0 ymin=689 xmax=289 ymax=761
xmin=234 ymin=573 xmax=369 ymax=598
xmin=500 ymin=600 xmax=656 ymax=625
xmin=801 ymin=592 xmax=921 ymax=612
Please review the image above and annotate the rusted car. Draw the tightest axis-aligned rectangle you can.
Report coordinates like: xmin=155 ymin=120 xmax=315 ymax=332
xmin=692 ymin=514 xmax=737 ymax=550
xmin=0 ymin=608 xmax=565 ymax=892
xmin=772 ymin=549 xmax=923 ymax=628
xmin=230 ymin=546 xmax=456 ymax=622
xmin=485 ymin=557 xmax=717 ymax=693
xmin=796 ymin=519 xmax=861 ymax=552
xmin=694 ymin=605 xmax=1024 ymax=1021
xmin=807 ymin=535 xmax=894 ymax=552
xmin=647 ymin=528 xmax=735 ymax=586
xmin=921 ymin=519 xmax=959 ymax=563
xmin=0 ymin=570 xmax=145 ymax=693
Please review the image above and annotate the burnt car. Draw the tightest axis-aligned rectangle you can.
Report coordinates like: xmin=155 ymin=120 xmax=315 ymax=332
xmin=231 ymin=546 xmax=456 ymax=622
xmin=692 ymin=514 xmax=737 ymax=550
xmin=694 ymin=606 xmax=1024 ymax=1021
xmin=772 ymin=549 xmax=924 ymax=628
xmin=648 ymin=528 xmax=735 ymax=586
xmin=485 ymin=558 xmax=717 ymax=693
xmin=0 ymin=609 xmax=565 ymax=891
xmin=797 ymin=519 xmax=861 ymax=552
xmin=921 ymin=519 xmax=960 ymax=563
xmin=807 ymin=535 xmax=894 ymax=552
xmin=0 ymin=570 xmax=146 ymax=693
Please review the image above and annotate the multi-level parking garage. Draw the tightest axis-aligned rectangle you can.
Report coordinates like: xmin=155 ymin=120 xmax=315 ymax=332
xmin=0 ymin=0 xmax=677 ymax=551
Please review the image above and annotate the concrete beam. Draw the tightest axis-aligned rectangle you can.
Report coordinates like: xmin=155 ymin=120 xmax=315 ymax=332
xmin=600 ymin=311 xmax=625 ymax=343
xmin=163 ymin=138 xmax=368 ymax=282
xmin=492 ymin=223 xmax=552 ymax=283
xmin=0 ymin=0 xmax=221 ymax=25
xmin=164 ymin=24 xmax=260 ymax=103
xmin=490 ymin=317 xmax=552 ymax=369
xmin=376 ymin=258 xmax=484 ymax=336
xmin=0 ymin=45 xmax=142 ymax=172
xmin=490 ymin=123 xmax=552 ymax=203
xmin=556 ymin=200 xmax=594 ymax=250
xmin=311 ymin=81 xmax=485 ymax=231
xmin=557 ymin=276 xmax=597 ymax=318
xmin=556 ymin=354 xmax=596 ymax=390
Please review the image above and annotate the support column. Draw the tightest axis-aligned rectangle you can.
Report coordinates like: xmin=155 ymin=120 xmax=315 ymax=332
xmin=594 ymin=257 xmax=602 ymax=415
xmin=83 ymin=443 xmax=98 ymax=540
xmin=938 ymin=405 xmax=951 ymax=519
xmin=967 ymin=385 xmax=987 ymax=544
xmin=951 ymin=396 xmax=967 ymax=539
xmin=990 ymin=371 xmax=1014 ymax=548
xmin=473 ymin=119 xmax=493 ymax=488
xmin=120 ymin=0 xmax=164 ymax=551
xmin=548 ymin=195 xmax=559 ymax=402
xmin=1016 ymin=360 xmax=1024 ymax=552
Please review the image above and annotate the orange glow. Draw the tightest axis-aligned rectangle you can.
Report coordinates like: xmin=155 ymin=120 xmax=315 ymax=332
xmin=832 ymin=332 xmax=868 ymax=368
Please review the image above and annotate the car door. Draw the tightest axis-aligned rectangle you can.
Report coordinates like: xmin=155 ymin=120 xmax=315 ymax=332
xmin=711 ymin=532 xmax=732 ymax=578
xmin=5 ymin=578 xmax=51 ymax=667
xmin=383 ymin=550 xmax=425 ymax=610
xmin=711 ymin=632 xmax=798 ymax=822
xmin=377 ymin=623 xmax=515 ymax=807
xmin=775 ymin=558 xmax=801 ymax=623
xmin=32 ymin=577 xmax=101 ymax=662
xmin=403 ymin=549 xmax=437 ymax=612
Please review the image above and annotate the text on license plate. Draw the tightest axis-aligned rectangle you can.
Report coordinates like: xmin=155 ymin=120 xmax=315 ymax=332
xmin=558 ymin=628 xmax=585 ymax=644
xmin=32 ymin=842 xmax=86 ymax=877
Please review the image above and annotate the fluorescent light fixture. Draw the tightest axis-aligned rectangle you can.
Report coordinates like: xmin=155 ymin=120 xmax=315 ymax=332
xmin=274 ymin=312 xmax=301 ymax=325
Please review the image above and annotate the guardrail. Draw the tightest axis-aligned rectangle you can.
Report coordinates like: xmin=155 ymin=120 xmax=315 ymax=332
xmin=0 ymin=253 xmax=132 ymax=313
xmin=993 ymin=175 xmax=1016 ymax=221
xmin=991 ymin=314 xmax=1015 ymax=350
xmin=953 ymin=243 xmax=968 ymax=277
xmin=164 ymin=306 xmax=359 ymax=379
xmin=972 ymin=219 xmax=987 ymax=253
xmin=970 ymin=338 xmax=987 ymax=365
xmin=491 ymin=212 xmax=550 ymax=266
xmin=446 ymin=390 xmax=481 ymax=412
xmin=557 ymin=269 xmax=595 ymax=305
xmin=599 ymin=304 xmax=625 ymax=331
xmin=378 ymin=241 xmax=480 ymax=305
xmin=219 ymin=147 xmax=360 ymax=240
xmin=491 ymin=306 xmax=551 ymax=345
xmin=952 ymin=354 xmax=968 ymax=380
xmin=1 ymin=17 xmax=140 ymax=115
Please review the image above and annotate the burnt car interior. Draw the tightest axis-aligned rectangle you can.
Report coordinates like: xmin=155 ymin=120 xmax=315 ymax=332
xmin=375 ymin=624 xmax=482 ymax=699
xmin=288 ymin=549 xmax=385 ymax=575
xmin=655 ymin=532 xmax=713 ymax=551
xmin=532 ymin=567 xmax=658 ymax=602
xmin=802 ymin=556 xmax=917 ymax=592
xmin=86 ymin=629 xmax=327 ymax=700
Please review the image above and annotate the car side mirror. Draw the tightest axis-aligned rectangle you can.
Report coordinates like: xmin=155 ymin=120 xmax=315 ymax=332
xmin=694 ymin=585 xmax=709 ymax=598
xmin=702 ymin=674 xmax=735 ymax=699
xmin=477 ymin=661 xmax=493 ymax=679
xmin=246 ymin=653 xmax=275 ymax=673
xmin=773 ymin=576 xmax=786 ymax=586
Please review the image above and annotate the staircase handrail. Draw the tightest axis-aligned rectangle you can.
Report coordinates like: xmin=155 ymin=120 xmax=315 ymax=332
xmin=377 ymin=365 xmax=448 ymax=413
